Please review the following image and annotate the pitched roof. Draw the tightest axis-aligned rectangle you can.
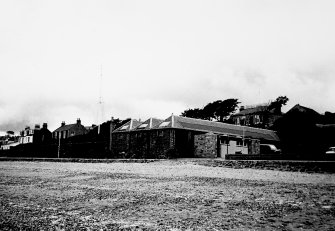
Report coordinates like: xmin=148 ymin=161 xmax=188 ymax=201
xmin=286 ymin=104 xmax=320 ymax=116
xmin=153 ymin=115 xmax=279 ymax=142
xmin=53 ymin=123 xmax=86 ymax=133
xmin=53 ymin=124 xmax=77 ymax=132
xmin=232 ymin=106 xmax=269 ymax=116
xmin=113 ymin=119 xmax=142 ymax=132
xmin=134 ymin=118 xmax=164 ymax=130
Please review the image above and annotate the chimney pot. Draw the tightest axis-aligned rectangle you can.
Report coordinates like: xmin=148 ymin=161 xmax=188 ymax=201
xmin=43 ymin=123 xmax=47 ymax=129
xmin=77 ymin=118 xmax=81 ymax=125
xmin=61 ymin=121 xmax=65 ymax=127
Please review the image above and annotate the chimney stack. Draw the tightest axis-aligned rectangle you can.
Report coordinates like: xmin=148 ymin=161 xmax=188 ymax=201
xmin=61 ymin=121 xmax=65 ymax=127
xmin=240 ymin=106 xmax=245 ymax=112
xmin=43 ymin=123 xmax=48 ymax=129
xmin=77 ymin=118 xmax=81 ymax=125
xmin=35 ymin=124 xmax=40 ymax=129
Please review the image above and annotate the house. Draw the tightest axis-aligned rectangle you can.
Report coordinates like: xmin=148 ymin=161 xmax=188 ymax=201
xmin=53 ymin=118 xmax=87 ymax=139
xmin=0 ymin=141 xmax=20 ymax=150
xmin=272 ymin=104 xmax=331 ymax=158
xmin=0 ymin=131 xmax=20 ymax=150
xmin=111 ymin=115 xmax=280 ymax=159
xmin=18 ymin=123 xmax=52 ymax=145
xmin=231 ymin=103 xmax=282 ymax=129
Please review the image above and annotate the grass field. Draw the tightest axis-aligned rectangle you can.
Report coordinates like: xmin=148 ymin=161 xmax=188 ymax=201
xmin=0 ymin=160 xmax=334 ymax=230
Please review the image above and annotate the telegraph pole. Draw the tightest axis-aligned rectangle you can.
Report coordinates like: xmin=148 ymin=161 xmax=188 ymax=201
xmin=57 ymin=134 xmax=60 ymax=158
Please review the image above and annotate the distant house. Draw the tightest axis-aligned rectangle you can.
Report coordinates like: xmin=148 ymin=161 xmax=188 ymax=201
xmin=0 ymin=141 xmax=20 ymax=150
xmin=53 ymin=118 xmax=87 ymax=139
xmin=231 ymin=104 xmax=282 ymax=129
xmin=272 ymin=104 xmax=329 ymax=158
xmin=18 ymin=123 xmax=52 ymax=144
xmin=111 ymin=115 xmax=279 ymax=159
xmin=0 ymin=132 xmax=20 ymax=150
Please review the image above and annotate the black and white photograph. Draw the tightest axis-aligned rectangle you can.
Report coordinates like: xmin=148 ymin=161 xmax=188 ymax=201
xmin=0 ymin=0 xmax=334 ymax=230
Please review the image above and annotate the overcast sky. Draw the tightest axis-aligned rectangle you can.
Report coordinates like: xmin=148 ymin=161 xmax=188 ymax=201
xmin=1 ymin=0 xmax=335 ymax=132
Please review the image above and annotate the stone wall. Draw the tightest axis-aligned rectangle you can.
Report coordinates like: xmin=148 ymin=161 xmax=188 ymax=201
xmin=129 ymin=131 xmax=150 ymax=158
xmin=194 ymin=133 xmax=217 ymax=158
xmin=149 ymin=129 xmax=175 ymax=158
xmin=111 ymin=132 xmax=130 ymax=157
xmin=112 ymin=129 xmax=176 ymax=159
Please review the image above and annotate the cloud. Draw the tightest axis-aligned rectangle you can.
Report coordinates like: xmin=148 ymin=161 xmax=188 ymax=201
xmin=1 ymin=0 xmax=335 ymax=131
xmin=0 ymin=98 xmax=98 ymax=132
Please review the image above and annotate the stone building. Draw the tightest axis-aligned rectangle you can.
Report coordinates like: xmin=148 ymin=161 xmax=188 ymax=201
xmin=53 ymin=118 xmax=87 ymax=139
xmin=18 ymin=123 xmax=52 ymax=144
xmin=111 ymin=115 xmax=279 ymax=159
xmin=231 ymin=104 xmax=282 ymax=129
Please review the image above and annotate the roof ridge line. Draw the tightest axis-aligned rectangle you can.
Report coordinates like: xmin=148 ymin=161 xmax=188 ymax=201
xmin=179 ymin=115 xmax=276 ymax=132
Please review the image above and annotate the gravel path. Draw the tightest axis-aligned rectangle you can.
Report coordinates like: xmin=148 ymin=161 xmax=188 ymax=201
xmin=0 ymin=160 xmax=334 ymax=230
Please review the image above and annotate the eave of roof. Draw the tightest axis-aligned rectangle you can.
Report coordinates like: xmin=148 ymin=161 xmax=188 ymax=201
xmin=174 ymin=116 xmax=279 ymax=141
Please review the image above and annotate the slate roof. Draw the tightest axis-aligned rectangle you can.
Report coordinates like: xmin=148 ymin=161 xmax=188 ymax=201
xmin=53 ymin=124 xmax=79 ymax=133
xmin=232 ymin=106 xmax=269 ymax=116
xmin=134 ymin=118 xmax=164 ymax=130
xmin=153 ymin=115 xmax=279 ymax=142
xmin=113 ymin=119 xmax=142 ymax=132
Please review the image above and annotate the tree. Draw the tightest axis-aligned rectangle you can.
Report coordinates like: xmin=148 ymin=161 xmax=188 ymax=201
xmin=216 ymin=98 xmax=241 ymax=122
xmin=6 ymin=131 xmax=14 ymax=136
xmin=181 ymin=108 xmax=205 ymax=119
xmin=268 ymin=96 xmax=289 ymax=114
xmin=181 ymin=98 xmax=240 ymax=122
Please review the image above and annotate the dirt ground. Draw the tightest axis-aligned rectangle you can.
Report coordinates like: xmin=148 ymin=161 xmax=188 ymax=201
xmin=0 ymin=160 xmax=334 ymax=230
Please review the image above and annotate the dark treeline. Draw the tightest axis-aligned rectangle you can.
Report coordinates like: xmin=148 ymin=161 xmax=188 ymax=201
xmin=181 ymin=98 xmax=240 ymax=122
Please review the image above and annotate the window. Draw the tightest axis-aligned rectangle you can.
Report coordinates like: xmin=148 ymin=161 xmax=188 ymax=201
xmin=138 ymin=124 xmax=148 ymax=129
xmin=120 ymin=125 xmax=129 ymax=130
xmin=240 ymin=116 xmax=246 ymax=126
xmin=236 ymin=118 xmax=240 ymax=125
xmin=220 ymin=136 xmax=229 ymax=145
xmin=254 ymin=115 xmax=261 ymax=124
xmin=159 ymin=122 xmax=170 ymax=127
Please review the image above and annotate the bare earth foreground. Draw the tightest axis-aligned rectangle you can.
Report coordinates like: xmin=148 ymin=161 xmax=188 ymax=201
xmin=0 ymin=160 xmax=334 ymax=230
